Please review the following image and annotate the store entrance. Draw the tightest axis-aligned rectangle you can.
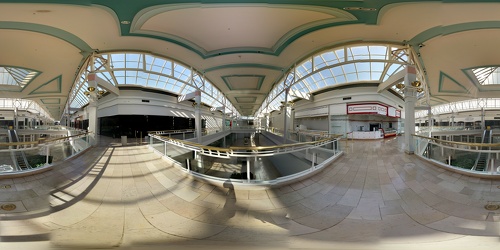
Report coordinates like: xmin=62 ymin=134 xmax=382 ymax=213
xmin=369 ymin=123 xmax=380 ymax=131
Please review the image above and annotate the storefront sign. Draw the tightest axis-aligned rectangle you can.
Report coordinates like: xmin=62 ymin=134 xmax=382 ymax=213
xmin=347 ymin=103 xmax=400 ymax=117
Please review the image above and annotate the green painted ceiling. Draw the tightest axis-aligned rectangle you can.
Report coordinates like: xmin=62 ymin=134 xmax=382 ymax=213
xmin=2 ymin=0 xmax=500 ymax=118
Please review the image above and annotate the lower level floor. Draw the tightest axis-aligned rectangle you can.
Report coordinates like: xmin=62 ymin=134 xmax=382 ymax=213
xmin=0 ymin=136 xmax=499 ymax=250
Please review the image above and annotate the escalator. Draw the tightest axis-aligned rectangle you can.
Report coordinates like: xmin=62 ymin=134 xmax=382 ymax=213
xmin=473 ymin=129 xmax=492 ymax=171
xmin=7 ymin=129 xmax=31 ymax=171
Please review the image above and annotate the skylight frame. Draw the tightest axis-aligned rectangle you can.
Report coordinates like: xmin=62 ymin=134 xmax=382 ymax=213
xmin=0 ymin=66 xmax=40 ymax=88
xmin=256 ymin=44 xmax=408 ymax=117
xmin=67 ymin=52 xmax=240 ymax=118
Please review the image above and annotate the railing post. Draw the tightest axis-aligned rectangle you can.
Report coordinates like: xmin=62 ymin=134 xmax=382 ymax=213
xmin=246 ymin=158 xmax=251 ymax=182
xmin=164 ymin=142 xmax=167 ymax=156
xmin=186 ymin=158 xmax=191 ymax=172
xmin=311 ymin=152 xmax=316 ymax=168
xmin=45 ymin=144 xmax=50 ymax=165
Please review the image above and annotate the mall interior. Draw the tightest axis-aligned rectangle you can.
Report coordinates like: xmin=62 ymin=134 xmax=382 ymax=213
xmin=1 ymin=1 xmax=500 ymax=250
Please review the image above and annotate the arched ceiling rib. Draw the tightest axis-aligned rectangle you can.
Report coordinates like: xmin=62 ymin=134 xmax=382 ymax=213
xmin=1 ymin=1 xmax=500 ymax=118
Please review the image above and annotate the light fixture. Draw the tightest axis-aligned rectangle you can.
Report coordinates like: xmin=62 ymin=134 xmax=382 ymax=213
xmin=120 ymin=20 xmax=130 ymax=25
xmin=395 ymin=81 xmax=424 ymax=94
xmin=411 ymin=80 xmax=421 ymax=87
xmin=84 ymin=91 xmax=90 ymax=96
xmin=98 ymin=90 xmax=105 ymax=96
xmin=87 ymin=86 xmax=96 ymax=92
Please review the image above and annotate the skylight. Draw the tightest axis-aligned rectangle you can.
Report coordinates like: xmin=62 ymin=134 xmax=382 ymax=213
xmin=471 ymin=67 xmax=500 ymax=85
xmin=256 ymin=44 xmax=409 ymax=116
xmin=67 ymin=52 xmax=240 ymax=117
xmin=0 ymin=66 xmax=39 ymax=88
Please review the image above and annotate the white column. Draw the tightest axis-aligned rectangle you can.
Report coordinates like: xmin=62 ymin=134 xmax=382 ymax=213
xmin=222 ymin=108 xmax=225 ymax=132
xmin=404 ymin=66 xmax=417 ymax=154
xmin=427 ymin=106 xmax=432 ymax=137
xmin=283 ymin=88 xmax=290 ymax=143
xmin=246 ymin=159 xmax=251 ymax=181
xmin=194 ymin=93 xmax=202 ymax=143
xmin=481 ymin=108 xmax=486 ymax=130
xmin=87 ymin=101 xmax=98 ymax=145
xmin=265 ymin=114 xmax=269 ymax=131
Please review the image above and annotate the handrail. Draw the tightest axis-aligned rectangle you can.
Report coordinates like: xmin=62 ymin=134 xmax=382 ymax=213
xmin=154 ymin=134 xmax=339 ymax=152
xmin=44 ymin=132 xmax=89 ymax=143
xmin=0 ymin=132 xmax=89 ymax=147
xmin=151 ymin=133 xmax=341 ymax=158
xmin=413 ymin=134 xmax=500 ymax=148
xmin=148 ymin=129 xmax=195 ymax=134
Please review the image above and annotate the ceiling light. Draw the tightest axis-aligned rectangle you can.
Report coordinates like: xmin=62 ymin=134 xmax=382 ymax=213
xmin=120 ymin=20 xmax=130 ymax=25
xmin=411 ymin=81 xmax=421 ymax=87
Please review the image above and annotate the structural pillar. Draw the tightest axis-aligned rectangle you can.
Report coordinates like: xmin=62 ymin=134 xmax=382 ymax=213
xmin=87 ymin=74 xmax=99 ymax=145
xmin=427 ymin=106 xmax=432 ymax=136
xmin=194 ymin=93 xmax=202 ymax=143
xmin=283 ymin=88 xmax=290 ymax=143
xmin=481 ymin=108 xmax=485 ymax=130
xmin=87 ymin=98 xmax=98 ymax=145
xmin=403 ymin=66 xmax=417 ymax=154
xmin=222 ymin=108 xmax=225 ymax=132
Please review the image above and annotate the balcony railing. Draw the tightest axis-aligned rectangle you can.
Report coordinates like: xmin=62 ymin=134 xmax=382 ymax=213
xmin=413 ymin=134 xmax=500 ymax=177
xmin=148 ymin=129 xmax=343 ymax=186
xmin=0 ymin=131 xmax=92 ymax=176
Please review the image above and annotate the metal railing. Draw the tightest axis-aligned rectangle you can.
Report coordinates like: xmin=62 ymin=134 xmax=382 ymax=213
xmin=413 ymin=134 xmax=500 ymax=177
xmin=148 ymin=129 xmax=343 ymax=184
xmin=0 ymin=131 xmax=92 ymax=175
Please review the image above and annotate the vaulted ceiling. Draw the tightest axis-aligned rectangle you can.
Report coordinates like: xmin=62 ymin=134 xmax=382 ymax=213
xmin=1 ymin=0 xmax=500 ymax=119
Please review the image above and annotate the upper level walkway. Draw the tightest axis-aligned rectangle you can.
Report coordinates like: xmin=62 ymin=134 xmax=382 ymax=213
xmin=0 ymin=136 xmax=499 ymax=250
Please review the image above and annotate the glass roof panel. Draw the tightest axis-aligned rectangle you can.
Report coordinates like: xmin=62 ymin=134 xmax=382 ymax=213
xmin=383 ymin=64 xmax=404 ymax=81
xmin=335 ymin=48 xmax=345 ymax=62
xmin=295 ymin=59 xmax=312 ymax=78
xmin=349 ymin=46 xmax=370 ymax=60
xmin=0 ymin=66 xmax=39 ymax=88
xmin=257 ymin=44 xmax=408 ymax=117
xmin=369 ymin=46 xmax=388 ymax=60
xmin=67 ymin=52 xmax=240 ymax=117
xmin=472 ymin=67 xmax=500 ymax=85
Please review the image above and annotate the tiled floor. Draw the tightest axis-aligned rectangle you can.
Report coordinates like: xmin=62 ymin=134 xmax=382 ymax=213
xmin=1 ymin=136 xmax=499 ymax=250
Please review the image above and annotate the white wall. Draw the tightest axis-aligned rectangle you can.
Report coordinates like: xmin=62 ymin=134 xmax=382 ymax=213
xmin=293 ymin=86 xmax=403 ymax=115
xmin=295 ymin=117 xmax=329 ymax=131
xmin=268 ymin=108 xmax=294 ymax=131
xmin=73 ymin=89 xmax=225 ymax=130
xmin=291 ymin=86 xmax=404 ymax=135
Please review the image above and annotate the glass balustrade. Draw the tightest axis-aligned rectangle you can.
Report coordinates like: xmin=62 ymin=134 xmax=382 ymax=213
xmin=149 ymin=128 xmax=342 ymax=183
xmin=0 ymin=131 xmax=91 ymax=175
xmin=413 ymin=134 xmax=500 ymax=175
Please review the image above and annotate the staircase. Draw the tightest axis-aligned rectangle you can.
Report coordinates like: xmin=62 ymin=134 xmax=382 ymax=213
xmin=7 ymin=129 xmax=30 ymax=170
xmin=473 ymin=129 xmax=492 ymax=171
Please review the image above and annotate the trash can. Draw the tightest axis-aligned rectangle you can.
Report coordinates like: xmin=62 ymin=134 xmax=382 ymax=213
xmin=121 ymin=136 xmax=127 ymax=146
